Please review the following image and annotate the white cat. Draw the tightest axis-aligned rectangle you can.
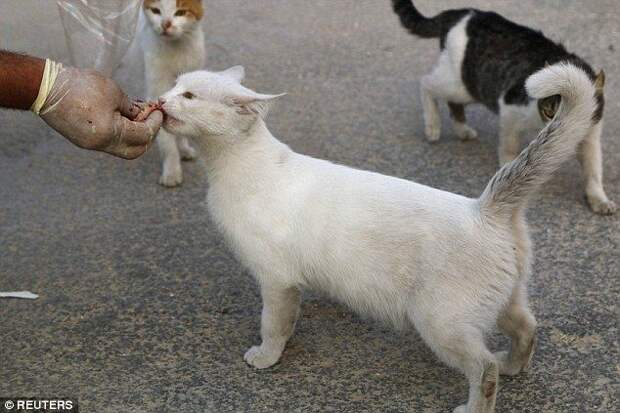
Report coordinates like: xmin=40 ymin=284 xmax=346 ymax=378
xmin=159 ymin=63 xmax=597 ymax=413
xmin=141 ymin=0 xmax=205 ymax=186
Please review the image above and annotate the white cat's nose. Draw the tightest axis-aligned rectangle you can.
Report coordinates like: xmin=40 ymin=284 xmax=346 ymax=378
xmin=161 ymin=20 xmax=172 ymax=32
xmin=158 ymin=97 xmax=166 ymax=107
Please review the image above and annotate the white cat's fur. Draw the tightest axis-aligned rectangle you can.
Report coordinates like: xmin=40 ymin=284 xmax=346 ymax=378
xmin=160 ymin=64 xmax=597 ymax=413
xmin=141 ymin=0 xmax=205 ymax=186
xmin=420 ymin=14 xmax=615 ymax=215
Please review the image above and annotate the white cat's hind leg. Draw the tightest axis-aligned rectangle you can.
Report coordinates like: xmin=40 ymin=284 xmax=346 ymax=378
xmin=495 ymin=282 xmax=537 ymax=376
xmin=157 ymin=129 xmax=183 ymax=187
xmin=578 ymin=122 xmax=616 ymax=214
xmin=409 ymin=307 xmax=499 ymax=413
xmin=244 ymin=284 xmax=301 ymax=369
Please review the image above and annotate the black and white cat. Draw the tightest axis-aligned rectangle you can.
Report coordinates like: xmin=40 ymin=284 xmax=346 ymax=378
xmin=392 ymin=0 xmax=615 ymax=214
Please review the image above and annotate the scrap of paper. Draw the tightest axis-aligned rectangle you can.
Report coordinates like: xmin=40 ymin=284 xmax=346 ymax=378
xmin=0 ymin=291 xmax=39 ymax=299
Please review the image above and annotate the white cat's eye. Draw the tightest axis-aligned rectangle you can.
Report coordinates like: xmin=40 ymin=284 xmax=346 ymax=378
xmin=174 ymin=10 xmax=187 ymax=17
xmin=150 ymin=7 xmax=160 ymax=15
xmin=183 ymin=91 xmax=195 ymax=99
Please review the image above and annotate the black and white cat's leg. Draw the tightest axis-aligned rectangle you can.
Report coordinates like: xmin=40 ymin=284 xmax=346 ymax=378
xmin=578 ymin=121 xmax=616 ymax=214
xmin=157 ymin=129 xmax=183 ymax=187
xmin=409 ymin=308 xmax=499 ymax=413
xmin=244 ymin=283 xmax=301 ymax=369
xmin=420 ymin=73 xmax=443 ymax=142
xmin=177 ymin=136 xmax=197 ymax=161
xmin=448 ymin=102 xmax=478 ymax=140
xmin=497 ymin=106 xmax=525 ymax=166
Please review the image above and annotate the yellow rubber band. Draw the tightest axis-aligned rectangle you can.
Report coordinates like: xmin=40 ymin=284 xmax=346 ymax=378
xmin=30 ymin=59 xmax=62 ymax=115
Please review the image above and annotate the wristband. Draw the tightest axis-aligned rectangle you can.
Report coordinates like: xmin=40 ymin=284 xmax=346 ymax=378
xmin=30 ymin=59 xmax=62 ymax=115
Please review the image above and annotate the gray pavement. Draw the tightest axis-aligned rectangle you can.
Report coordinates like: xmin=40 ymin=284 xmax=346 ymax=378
xmin=1 ymin=1 xmax=618 ymax=412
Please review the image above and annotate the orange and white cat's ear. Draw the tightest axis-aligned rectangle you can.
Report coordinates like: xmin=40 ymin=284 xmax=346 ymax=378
xmin=221 ymin=65 xmax=245 ymax=82
xmin=177 ymin=0 xmax=204 ymax=20
xmin=229 ymin=91 xmax=286 ymax=117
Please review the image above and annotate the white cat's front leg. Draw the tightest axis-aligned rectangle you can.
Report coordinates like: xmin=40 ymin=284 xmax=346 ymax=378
xmin=244 ymin=284 xmax=301 ymax=369
xmin=157 ymin=129 xmax=183 ymax=187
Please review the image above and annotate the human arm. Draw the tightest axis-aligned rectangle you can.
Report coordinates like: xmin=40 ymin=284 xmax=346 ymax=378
xmin=0 ymin=51 xmax=162 ymax=159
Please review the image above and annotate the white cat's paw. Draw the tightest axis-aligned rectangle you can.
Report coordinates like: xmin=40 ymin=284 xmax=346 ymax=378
xmin=180 ymin=146 xmax=197 ymax=161
xmin=425 ymin=121 xmax=441 ymax=142
xmin=494 ymin=350 xmax=521 ymax=376
xmin=587 ymin=196 xmax=616 ymax=215
xmin=453 ymin=405 xmax=468 ymax=413
xmin=455 ymin=124 xmax=478 ymax=140
xmin=244 ymin=345 xmax=281 ymax=369
xmin=159 ymin=168 xmax=183 ymax=187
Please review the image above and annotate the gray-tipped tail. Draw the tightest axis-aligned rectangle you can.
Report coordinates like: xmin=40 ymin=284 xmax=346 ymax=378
xmin=479 ymin=62 xmax=598 ymax=217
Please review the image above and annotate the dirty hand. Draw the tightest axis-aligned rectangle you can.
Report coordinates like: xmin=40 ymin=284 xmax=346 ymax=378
xmin=38 ymin=64 xmax=162 ymax=159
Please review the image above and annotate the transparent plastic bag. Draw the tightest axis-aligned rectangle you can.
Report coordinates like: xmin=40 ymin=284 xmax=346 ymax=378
xmin=57 ymin=0 xmax=142 ymax=76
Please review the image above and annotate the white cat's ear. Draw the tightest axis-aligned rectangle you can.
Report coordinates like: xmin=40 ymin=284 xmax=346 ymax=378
xmin=229 ymin=92 xmax=286 ymax=117
xmin=221 ymin=65 xmax=245 ymax=82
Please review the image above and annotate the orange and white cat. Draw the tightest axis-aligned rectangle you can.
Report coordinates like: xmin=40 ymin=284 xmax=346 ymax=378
xmin=141 ymin=0 xmax=205 ymax=187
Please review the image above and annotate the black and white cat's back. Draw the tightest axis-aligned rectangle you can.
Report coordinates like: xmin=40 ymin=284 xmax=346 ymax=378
xmin=392 ymin=0 xmax=615 ymax=214
xmin=461 ymin=10 xmax=599 ymax=113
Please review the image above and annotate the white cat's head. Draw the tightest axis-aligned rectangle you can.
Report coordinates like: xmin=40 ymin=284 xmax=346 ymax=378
xmin=143 ymin=0 xmax=203 ymax=39
xmin=160 ymin=66 xmax=285 ymax=140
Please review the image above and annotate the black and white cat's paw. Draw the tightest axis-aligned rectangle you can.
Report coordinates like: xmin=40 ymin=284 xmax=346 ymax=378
xmin=424 ymin=120 xmax=441 ymax=142
xmin=498 ymin=152 xmax=518 ymax=167
xmin=587 ymin=195 xmax=616 ymax=215
xmin=454 ymin=123 xmax=478 ymax=140
xmin=244 ymin=345 xmax=282 ymax=369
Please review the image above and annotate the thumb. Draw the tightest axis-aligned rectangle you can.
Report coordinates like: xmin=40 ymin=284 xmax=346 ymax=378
xmin=119 ymin=93 xmax=143 ymax=120
xmin=117 ymin=110 xmax=163 ymax=146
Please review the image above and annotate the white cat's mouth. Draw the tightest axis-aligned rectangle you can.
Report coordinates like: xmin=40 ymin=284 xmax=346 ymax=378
xmin=164 ymin=113 xmax=183 ymax=126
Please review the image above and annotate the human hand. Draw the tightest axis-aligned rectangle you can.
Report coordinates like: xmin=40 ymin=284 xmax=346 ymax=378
xmin=39 ymin=65 xmax=162 ymax=159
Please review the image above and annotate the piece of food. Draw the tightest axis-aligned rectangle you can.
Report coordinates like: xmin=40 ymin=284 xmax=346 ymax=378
xmin=133 ymin=102 xmax=162 ymax=122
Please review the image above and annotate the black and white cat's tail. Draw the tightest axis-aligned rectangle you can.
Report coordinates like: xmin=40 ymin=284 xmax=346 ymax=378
xmin=479 ymin=63 xmax=598 ymax=217
xmin=391 ymin=0 xmax=465 ymax=38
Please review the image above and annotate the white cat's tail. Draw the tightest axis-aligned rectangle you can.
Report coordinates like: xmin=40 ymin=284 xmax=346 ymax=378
xmin=479 ymin=62 xmax=598 ymax=217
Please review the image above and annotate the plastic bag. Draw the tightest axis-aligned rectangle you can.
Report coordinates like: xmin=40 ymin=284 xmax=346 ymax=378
xmin=57 ymin=0 xmax=142 ymax=76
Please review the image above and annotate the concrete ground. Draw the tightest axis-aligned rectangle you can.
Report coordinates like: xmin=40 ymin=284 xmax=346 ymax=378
xmin=1 ymin=1 xmax=618 ymax=412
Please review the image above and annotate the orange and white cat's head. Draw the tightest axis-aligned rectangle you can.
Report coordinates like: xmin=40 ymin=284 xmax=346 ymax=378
xmin=143 ymin=0 xmax=203 ymax=39
xmin=160 ymin=67 xmax=285 ymax=140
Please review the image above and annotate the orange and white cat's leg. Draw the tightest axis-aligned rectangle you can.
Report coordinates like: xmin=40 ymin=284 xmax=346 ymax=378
xmin=177 ymin=136 xmax=197 ymax=161
xmin=157 ymin=129 xmax=183 ymax=187
xmin=578 ymin=121 xmax=616 ymax=214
